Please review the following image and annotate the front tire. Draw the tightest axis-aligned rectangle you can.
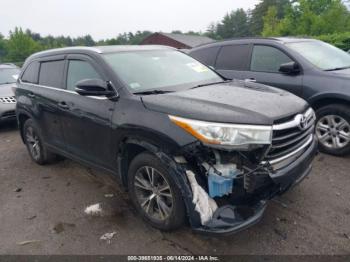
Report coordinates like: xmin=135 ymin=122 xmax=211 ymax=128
xmin=23 ymin=119 xmax=56 ymax=165
xmin=316 ymin=104 xmax=350 ymax=156
xmin=127 ymin=152 xmax=186 ymax=231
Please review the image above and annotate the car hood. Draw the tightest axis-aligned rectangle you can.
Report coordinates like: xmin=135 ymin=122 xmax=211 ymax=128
xmin=327 ymin=68 xmax=350 ymax=78
xmin=0 ymin=83 xmax=16 ymax=97
xmin=141 ymin=80 xmax=308 ymax=125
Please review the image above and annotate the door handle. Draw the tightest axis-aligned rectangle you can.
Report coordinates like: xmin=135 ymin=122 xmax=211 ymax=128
xmin=28 ymin=92 xmax=35 ymax=98
xmin=58 ymin=101 xmax=69 ymax=110
xmin=245 ymin=78 xmax=256 ymax=82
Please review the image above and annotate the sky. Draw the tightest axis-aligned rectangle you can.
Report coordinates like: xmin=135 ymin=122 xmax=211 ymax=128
xmin=1 ymin=0 xmax=259 ymax=40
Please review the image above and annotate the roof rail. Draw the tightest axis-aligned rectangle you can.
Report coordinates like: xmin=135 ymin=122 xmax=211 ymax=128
xmin=31 ymin=46 xmax=102 ymax=57
xmin=194 ymin=36 xmax=281 ymax=48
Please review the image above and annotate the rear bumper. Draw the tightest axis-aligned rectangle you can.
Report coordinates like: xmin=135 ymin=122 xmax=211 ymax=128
xmin=192 ymin=137 xmax=318 ymax=236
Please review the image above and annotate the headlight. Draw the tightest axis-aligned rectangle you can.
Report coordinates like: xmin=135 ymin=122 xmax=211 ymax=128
xmin=169 ymin=115 xmax=272 ymax=147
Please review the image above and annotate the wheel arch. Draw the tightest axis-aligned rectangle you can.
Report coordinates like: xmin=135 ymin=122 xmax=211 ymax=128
xmin=312 ymin=96 xmax=350 ymax=156
xmin=116 ymin=131 xmax=183 ymax=189
xmin=17 ymin=110 xmax=32 ymax=143
xmin=116 ymin=135 xmax=200 ymax=227
xmin=309 ymin=94 xmax=350 ymax=110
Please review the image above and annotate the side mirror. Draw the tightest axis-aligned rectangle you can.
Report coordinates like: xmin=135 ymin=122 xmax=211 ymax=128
xmin=279 ymin=61 xmax=300 ymax=75
xmin=75 ymin=79 xmax=115 ymax=97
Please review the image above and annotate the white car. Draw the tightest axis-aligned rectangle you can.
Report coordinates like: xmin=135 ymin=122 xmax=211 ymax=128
xmin=0 ymin=64 xmax=20 ymax=123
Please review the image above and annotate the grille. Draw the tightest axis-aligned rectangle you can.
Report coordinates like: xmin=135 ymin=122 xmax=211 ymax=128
xmin=264 ymin=108 xmax=315 ymax=170
xmin=1 ymin=110 xmax=16 ymax=118
xmin=0 ymin=96 xmax=16 ymax=104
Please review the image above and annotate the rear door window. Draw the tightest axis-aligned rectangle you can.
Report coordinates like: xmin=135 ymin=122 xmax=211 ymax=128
xmin=250 ymin=45 xmax=293 ymax=73
xmin=66 ymin=60 xmax=102 ymax=91
xmin=38 ymin=60 xmax=65 ymax=88
xmin=215 ymin=44 xmax=251 ymax=71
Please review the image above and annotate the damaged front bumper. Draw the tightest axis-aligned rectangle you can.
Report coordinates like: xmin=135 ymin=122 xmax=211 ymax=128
xmin=194 ymin=200 xmax=267 ymax=235
xmin=189 ymin=137 xmax=318 ymax=236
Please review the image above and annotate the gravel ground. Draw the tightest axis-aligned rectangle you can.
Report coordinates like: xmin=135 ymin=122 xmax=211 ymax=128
xmin=0 ymin=122 xmax=349 ymax=255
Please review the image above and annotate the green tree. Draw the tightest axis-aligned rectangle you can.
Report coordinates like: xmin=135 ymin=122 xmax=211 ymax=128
xmin=128 ymin=31 xmax=153 ymax=44
xmin=98 ymin=31 xmax=152 ymax=46
xmin=262 ymin=6 xmax=280 ymax=36
xmin=6 ymin=27 xmax=41 ymax=62
xmin=0 ymin=33 xmax=7 ymax=62
xmin=250 ymin=0 xmax=291 ymax=36
xmin=205 ymin=22 xmax=220 ymax=39
xmin=216 ymin=9 xmax=250 ymax=39
xmin=171 ymin=30 xmax=183 ymax=34
xmin=276 ymin=0 xmax=350 ymax=35
xmin=72 ymin=35 xmax=95 ymax=46
xmin=25 ymin=29 xmax=42 ymax=42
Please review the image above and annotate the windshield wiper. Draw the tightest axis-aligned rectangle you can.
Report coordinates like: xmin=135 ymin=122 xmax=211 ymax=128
xmin=190 ymin=79 xmax=232 ymax=89
xmin=133 ymin=90 xmax=173 ymax=95
xmin=324 ymin=66 xmax=350 ymax=71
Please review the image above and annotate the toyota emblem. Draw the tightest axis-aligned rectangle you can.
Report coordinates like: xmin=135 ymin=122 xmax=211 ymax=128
xmin=296 ymin=114 xmax=309 ymax=130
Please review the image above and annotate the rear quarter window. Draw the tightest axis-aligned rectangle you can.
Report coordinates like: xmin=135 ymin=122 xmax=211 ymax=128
xmin=38 ymin=60 xmax=65 ymax=89
xmin=21 ymin=61 xmax=40 ymax=84
xmin=189 ymin=46 xmax=220 ymax=67
xmin=215 ymin=44 xmax=251 ymax=71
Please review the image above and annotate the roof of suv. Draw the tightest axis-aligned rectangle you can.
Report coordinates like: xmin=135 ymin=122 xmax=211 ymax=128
xmin=29 ymin=45 xmax=174 ymax=59
xmin=272 ymin=37 xmax=317 ymax=43
xmin=0 ymin=63 xmax=19 ymax=69
xmin=193 ymin=37 xmax=317 ymax=49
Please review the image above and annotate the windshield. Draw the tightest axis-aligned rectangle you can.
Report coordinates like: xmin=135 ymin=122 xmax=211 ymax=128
xmin=103 ymin=50 xmax=222 ymax=93
xmin=0 ymin=68 xmax=20 ymax=85
xmin=286 ymin=41 xmax=350 ymax=71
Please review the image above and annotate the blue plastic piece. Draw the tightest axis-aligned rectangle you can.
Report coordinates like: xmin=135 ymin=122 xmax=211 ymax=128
xmin=208 ymin=172 xmax=234 ymax=198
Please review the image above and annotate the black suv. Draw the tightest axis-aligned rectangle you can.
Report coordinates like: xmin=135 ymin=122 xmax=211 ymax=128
xmin=189 ymin=38 xmax=350 ymax=156
xmin=16 ymin=46 xmax=317 ymax=235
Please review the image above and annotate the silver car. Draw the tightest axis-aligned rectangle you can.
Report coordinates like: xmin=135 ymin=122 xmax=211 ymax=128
xmin=0 ymin=64 xmax=20 ymax=123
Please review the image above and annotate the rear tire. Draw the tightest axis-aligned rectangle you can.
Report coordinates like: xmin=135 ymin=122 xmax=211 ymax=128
xmin=315 ymin=104 xmax=350 ymax=156
xmin=23 ymin=119 xmax=57 ymax=165
xmin=127 ymin=152 xmax=186 ymax=231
